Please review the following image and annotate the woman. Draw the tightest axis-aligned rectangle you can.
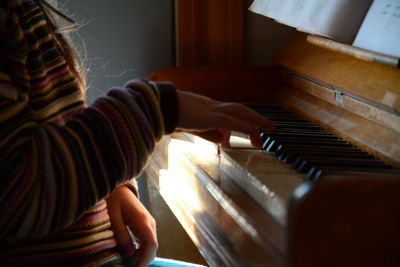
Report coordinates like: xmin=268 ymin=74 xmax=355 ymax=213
xmin=0 ymin=0 xmax=274 ymax=266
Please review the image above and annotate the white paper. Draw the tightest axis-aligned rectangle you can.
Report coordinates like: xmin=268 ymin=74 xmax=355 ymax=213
xmin=249 ymin=0 xmax=372 ymax=43
xmin=353 ymin=0 xmax=400 ymax=57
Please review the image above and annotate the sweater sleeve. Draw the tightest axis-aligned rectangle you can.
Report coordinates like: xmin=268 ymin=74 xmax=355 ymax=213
xmin=0 ymin=3 xmax=178 ymax=244
xmin=0 ymin=79 xmax=178 ymax=244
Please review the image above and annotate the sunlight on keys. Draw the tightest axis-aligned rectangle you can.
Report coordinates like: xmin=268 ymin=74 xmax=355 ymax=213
xmin=229 ymin=131 xmax=253 ymax=148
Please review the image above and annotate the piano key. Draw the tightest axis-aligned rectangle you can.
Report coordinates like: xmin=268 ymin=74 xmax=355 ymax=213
xmin=268 ymin=122 xmax=322 ymax=130
xmin=294 ymin=157 xmax=393 ymax=174
xmin=262 ymin=135 xmax=341 ymax=149
xmin=274 ymin=144 xmax=364 ymax=154
xmin=307 ymin=167 xmax=400 ymax=180
xmin=298 ymin=156 xmax=388 ymax=165
xmin=268 ymin=128 xmax=332 ymax=134
xmin=263 ymin=138 xmax=353 ymax=152
xmin=249 ymin=105 xmax=397 ymax=180
xmin=279 ymin=150 xmax=375 ymax=163
xmin=262 ymin=132 xmax=339 ymax=139
xmin=276 ymin=143 xmax=370 ymax=153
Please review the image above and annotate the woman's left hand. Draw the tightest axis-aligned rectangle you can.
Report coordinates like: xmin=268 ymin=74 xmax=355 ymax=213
xmin=106 ymin=186 xmax=158 ymax=267
xmin=175 ymin=90 xmax=275 ymax=148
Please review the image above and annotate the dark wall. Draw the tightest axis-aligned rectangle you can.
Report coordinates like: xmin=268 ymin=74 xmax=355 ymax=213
xmin=63 ymin=0 xmax=175 ymax=103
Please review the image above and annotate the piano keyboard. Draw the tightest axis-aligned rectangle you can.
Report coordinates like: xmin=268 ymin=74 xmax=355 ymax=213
xmin=148 ymin=105 xmax=400 ymax=266
xmin=250 ymin=105 xmax=399 ymax=180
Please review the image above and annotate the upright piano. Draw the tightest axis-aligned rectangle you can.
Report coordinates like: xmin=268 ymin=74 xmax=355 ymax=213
xmin=145 ymin=32 xmax=400 ymax=267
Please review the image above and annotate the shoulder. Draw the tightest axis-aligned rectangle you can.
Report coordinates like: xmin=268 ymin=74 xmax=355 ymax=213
xmin=0 ymin=0 xmax=21 ymax=12
xmin=0 ymin=0 xmax=21 ymax=27
xmin=0 ymin=0 xmax=37 ymax=41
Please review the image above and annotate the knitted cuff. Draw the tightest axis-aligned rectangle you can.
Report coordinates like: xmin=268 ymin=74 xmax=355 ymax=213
xmin=154 ymin=82 xmax=178 ymax=134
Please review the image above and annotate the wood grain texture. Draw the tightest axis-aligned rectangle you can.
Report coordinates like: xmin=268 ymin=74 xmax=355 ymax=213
xmin=176 ymin=0 xmax=244 ymax=66
xmin=149 ymin=66 xmax=281 ymax=102
xmin=283 ymin=73 xmax=400 ymax=134
xmin=147 ymin=25 xmax=400 ymax=267
xmin=143 ymin=178 xmax=207 ymax=265
xmin=274 ymin=85 xmax=400 ymax=167
xmin=275 ymin=32 xmax=400 ymax=112
xmin=289 ymin=175 xmax=400 ymax=267
xmin=145 ymin=134 xmax=286 ymax=267
xmin=307 ymin=34 xmax=400 ymax=68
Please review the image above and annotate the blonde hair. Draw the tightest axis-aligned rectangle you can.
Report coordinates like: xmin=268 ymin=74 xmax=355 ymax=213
xmin=36 ymin=0 xmax=87 ymax=92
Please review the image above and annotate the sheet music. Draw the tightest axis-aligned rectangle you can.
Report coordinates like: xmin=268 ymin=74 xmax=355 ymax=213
xmin=353 ymin=0 xmax=400 ymax=58
xmin=249 ymin=0 xmax=372 ymax=43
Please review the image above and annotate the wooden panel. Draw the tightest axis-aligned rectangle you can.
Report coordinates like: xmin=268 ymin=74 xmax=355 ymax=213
xmin=289 ymin=75 xmax=400 ymax=134
xmin=307 ymin=35 xmax=400 ymax=68
xmin=220 ymin=148 xmax=302 ymax=226
xmin=289 ymin=175 xmax=400 ymax=267
xmin=142 ymin=177 xmax=207 ymax=265
xmin=282 ymin=73 xmax=400 ymax=136
xmin=275 ymin=32 xmax=400 ymax=112
xmin=149 ymin=66 xmax=281 ymax=102
xmin=274 ymin=85 xmax=400 ymax=167
xmin=145 ymin=134 xmax=287 ymax=267
xmin=176 ymin=0 xmax=244 ymax=66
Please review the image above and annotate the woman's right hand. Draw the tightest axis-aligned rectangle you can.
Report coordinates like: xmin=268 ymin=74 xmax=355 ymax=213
xmin=106 ymin=186 xmax=158 ymax=267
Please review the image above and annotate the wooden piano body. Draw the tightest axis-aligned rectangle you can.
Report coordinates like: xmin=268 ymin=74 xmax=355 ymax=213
xmin=146 ymin=32 xmax=400 ymax=267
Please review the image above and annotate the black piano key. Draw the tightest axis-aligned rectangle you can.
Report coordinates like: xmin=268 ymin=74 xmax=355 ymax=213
xmin=294 ymin=157 xmax=392 ymax=174
xmin=263 ymin=131 xmax=338 ymax=139
xmin=264 ymin=134 xmax=350 ymax=145
xmin=274 ymin=144 xmax=363 ymax=154
xmin=264 ymin=138 xmax=354 ymax=153
xmin=294 ymin=156 xmax=389 ymax=167
xmin=262 ymin=135 xmax=341 ymax=148
xmin=275 ymin=146 xmax=375 ymax=167
xmin=272 ymin=128 xmax=332 ymax=134
xmin=307 ymin=167 xmax=400 ymax=180
xmin=261 ymin=128 xmax=331 ymax=137
xmin=279 ymin=150 xmax=375 ymax=163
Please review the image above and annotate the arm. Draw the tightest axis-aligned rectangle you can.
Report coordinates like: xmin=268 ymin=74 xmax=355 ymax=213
xmin=0 ymin=76 xmax=174 ymax=244
xmin=0 ymin=4 xmax=175 ymax=241
xmin=0 ymin=1 xmax=273 ymax=247
xmin=0 ymin=1 xmax=172 ymax=244
xmin=106 ymin=90 xmax=275 ymax=267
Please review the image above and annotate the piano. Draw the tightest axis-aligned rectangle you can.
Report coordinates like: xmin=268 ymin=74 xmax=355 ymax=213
xmin=145 ymin=32 xmax=400 ymax=267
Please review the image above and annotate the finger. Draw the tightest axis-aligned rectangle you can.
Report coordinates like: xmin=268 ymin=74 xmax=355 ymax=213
xmin=135 ymin=239 xmax=158 ymax=267
xmin=248 ymin=127 xmax=263 ymax=149
xmin=126 ymin=214 xmax=158 ymax=267
xmin=212 ymin=103 xmax=275 ymax=131
xmin=208 ymin=114 xmax=263 ymax=148
xmin=205 ymin=113 xmax=256 ymax=137
xmin=108 ymin=208 xmax=136 ymax=256
xmin=220 ymin=129 xmax=231 ymax=148
xmin=188 ymin=129 xmax=225 ymax=144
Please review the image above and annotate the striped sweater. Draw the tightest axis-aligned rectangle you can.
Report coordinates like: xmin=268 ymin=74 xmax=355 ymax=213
xmin=0 ymin=0 xmax=177 ymax=265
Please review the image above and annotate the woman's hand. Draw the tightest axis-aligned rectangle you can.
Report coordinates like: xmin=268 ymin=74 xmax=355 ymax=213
xmin=106 ymin=186 xmax=157 ymax=267
xmin=176 ymin=90 xmax=275 ymax=148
